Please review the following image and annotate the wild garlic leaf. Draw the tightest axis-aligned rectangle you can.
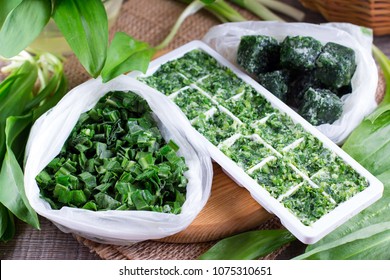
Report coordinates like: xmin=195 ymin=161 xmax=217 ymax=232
xmin=0 ymin=0 xmax=51 ymax=58
xmin=0 ymin=0 xmax=23 ymax=29
xmin=0 ymin=205 xmax=15 ymax=242
xmin=199 ymin=230 xmax=295 ymax=260
xmin=53 ymin=0 xmax=108 ymax=77
xmin=101 ymin=32 xmax=155 ymax=82
xmin=0 ymin=115 xmax=40 ymax=230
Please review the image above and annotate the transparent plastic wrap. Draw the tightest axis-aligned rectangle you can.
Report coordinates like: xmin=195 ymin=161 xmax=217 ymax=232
xmin=202 ymin=21 xmax=379 ymax=144
xmin=24 ymin=75 xmax=213 ymax=245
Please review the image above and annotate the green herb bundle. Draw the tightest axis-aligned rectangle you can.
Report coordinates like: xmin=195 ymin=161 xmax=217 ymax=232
xmin=36 ymin=91 xmax=188 ymax=213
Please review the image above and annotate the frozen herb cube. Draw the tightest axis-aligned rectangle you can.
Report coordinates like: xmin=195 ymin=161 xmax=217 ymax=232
xmin=222 ymin=86 xmax=275 ymax=123
xmin=281 ymin=182 xmax=336 ymax=226
xmin=175 ymin=49 xmax=220 ymax=80
xmin=257 ymin=70 xmax=290 ymax=102
xmin=315 ymin=42 xmax=356 ymax=89
xmin=197 ymin=68 xmax=246 ymax=101
xmin=173 ymin=87 xmax=214 ymax=120
xmin=298 ymin=87 xmax=343 ymax=126
xmin=254 ymin=113 xmax=305 ymax=152
xmin=287 ymin=71 xmax=323 ymax=107
xmin=311 ymin=156 xmax=368 ymax=204
xmin=192 ymin=109 xmax=241 ymax=146
xmin=250 ymin=158 xmax=303 ymax=199
xmin=142 ymin=63 xmax=190 ymax=95
xmin=280 ymin=36 xmax=322 ymax=71
xmin=220 ymin=136 xmax=273 ymax=170
xmin=237 ymin=35 xmax=280 ymax=75
xmin=283 ymin=134 xmax=336 ymax=177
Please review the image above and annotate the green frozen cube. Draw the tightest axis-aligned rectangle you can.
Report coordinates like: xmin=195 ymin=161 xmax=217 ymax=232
xmin=173 ymin=87 xmax=214 ymax=120
xmin=281 ymin=182 xmax=336 ymax=226
xmin=220 ymin=137 xmax=273 ymax=171
xmin=280 ymin=36 xmax=323 ymax=71
xmin=250 ymin=158 xmax=303 ymax=199
xmin=298 ymin=87 xmax=343 ymax=126
xmin=257 ymin=70 xmax=290 ymax=102
xmin=287 ymin=71 xmax=323 ymax=107
xmin=192 ymin=109 xmax=241 ymax=146
xmin=221 ymin=86 xmax=275 ymax=123
xmin=311 ymin=156 xmax=368 ymax=204
xmin=237 ymin=35 xmax=280 ymax=75
xmin=315 ymin=42 xmax=356 ymax=89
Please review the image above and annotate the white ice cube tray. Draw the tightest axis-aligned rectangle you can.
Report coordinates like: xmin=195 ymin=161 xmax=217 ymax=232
xmin=130 ymin=40 xmax=383 ymax=244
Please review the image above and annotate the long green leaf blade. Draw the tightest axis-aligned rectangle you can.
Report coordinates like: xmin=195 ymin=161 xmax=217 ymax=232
xmin=0 ymin=205 xmax=15 ymax=242
xmin=199 ymin=230 xmax=295 ymax=260
xmin=101 ymin=32 xmax=154 ymax=82
xmin=0 ymin=115 xmax=39 ymax=229
xmin=0 ymin=0 xmax=23 ymax=28
xmin=0 ymin=0 xmax=51 ymax=58
xmin=0 ymin=61 xmax=37 ymax=162
xmin=53 ymin=0 xmax=108 ymax=77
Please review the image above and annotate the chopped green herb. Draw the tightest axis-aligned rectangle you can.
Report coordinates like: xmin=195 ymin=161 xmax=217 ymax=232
xmin=257 ymin=70 xmax=290 ymax=102
xmin=315 ymin=42 xmax=356 ymax=89
xmin=220 ymin=136 xmax=273 ymax=170
xmin=280 ymin=35 xmax=322 ymax=71
xmin=250 ymin=158 xmax=303 ymax=199
xmin=141 ymin=63 xmax=191 ymax=95
xmin=221 ymin=86 xmax=276 ymax=123
xmin=237 ymin=35 xmax=280 ymax=75
xmin=192 ymin=108 xmax=241 ymax=146
xmin=298 ymin=87 xmax=343 ymax=126
xmin=253 ymin=113 xmax=305 ymax=152
xmin=197 ymin=68 xmax=247 ymax=101
xmin=173 ymin=87 xmax=214 ymax=120
xmin=283 ymin=134 xmax=336 ymax=177
xmin=282 ymin=182 xmax=336 ymax=226
xmin=311 ymin=156 xmax=368 ymax=204
xmin=36 ymin=91 xmax=188 ymax=213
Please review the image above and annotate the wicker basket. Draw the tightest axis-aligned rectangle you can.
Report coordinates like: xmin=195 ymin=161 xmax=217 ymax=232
xmin=299 ymin=0 xmax=390 ymax=36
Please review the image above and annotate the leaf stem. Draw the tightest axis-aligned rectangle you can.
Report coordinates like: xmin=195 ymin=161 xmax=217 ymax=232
xmin=229 ymin=0 xmax=284 ymax=21
xmin=256 ymin=0 xmax=305 ymax=21
xmin=155 ymin=0 xmax=206 ymax=50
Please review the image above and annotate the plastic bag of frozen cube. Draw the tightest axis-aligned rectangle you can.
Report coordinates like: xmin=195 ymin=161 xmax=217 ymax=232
xmin=24 ymin=75 xmax=213 ymax=245
xmin=202 ymin=21 xmax=379 ymax=144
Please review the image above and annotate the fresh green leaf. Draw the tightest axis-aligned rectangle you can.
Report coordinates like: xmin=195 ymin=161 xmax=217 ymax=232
xmin=0 ymin=0 xmax=51 ymax=58
xmin=53 ymin=0 xmax=108 ymax=77
xmin=0 ymin=205 xmax=15 ymax=242
xmin=199 ymin=230 xmax=295 ymax=260
xmin=101 ymin=32 xmax=155 ymax=82
xmin=0 ymin=61 xmax=37 ymax=161
xmin=0 ymin=0 xmax=23 ymax=28
xmin=0 ymin=115 xmax=39 ymax=229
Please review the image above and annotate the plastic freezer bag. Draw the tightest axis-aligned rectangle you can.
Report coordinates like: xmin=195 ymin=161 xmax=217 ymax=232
xmin=24 ymin=75 xmax=213 ymax=245
xmin=202 ymin=21 xmax=379 ymax=144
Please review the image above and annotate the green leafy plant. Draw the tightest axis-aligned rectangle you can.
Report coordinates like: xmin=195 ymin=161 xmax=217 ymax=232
xmin=0 ymin=0 xmax=153 ymax=81
xmin=0 ymin=51 xmax=67 ymax=241
xmin=199 ymin=229 xmax=295 ymax=260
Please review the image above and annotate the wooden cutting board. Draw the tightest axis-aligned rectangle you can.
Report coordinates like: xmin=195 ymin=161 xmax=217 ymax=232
xmin=160 ymin=162 xmax=273 ymax=243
